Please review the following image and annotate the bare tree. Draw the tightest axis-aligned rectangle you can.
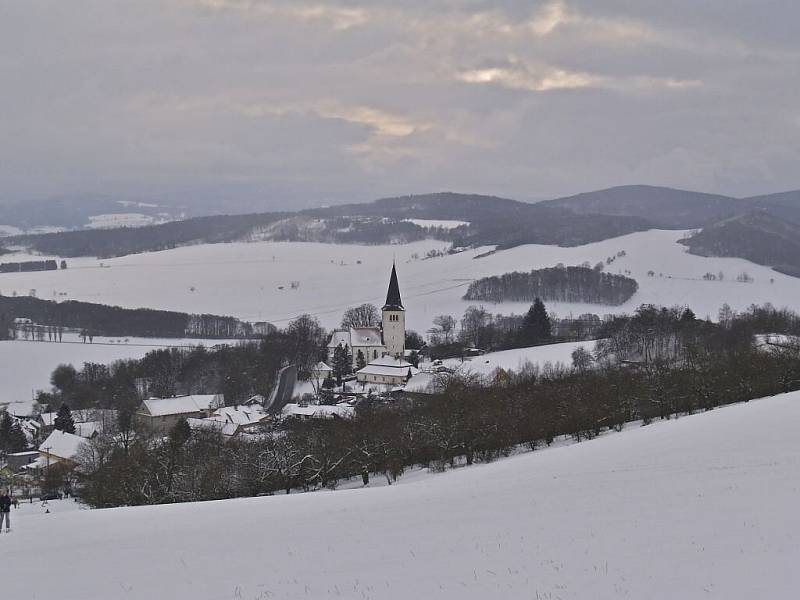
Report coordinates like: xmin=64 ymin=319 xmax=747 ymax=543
xmin=429 ymin=314 xmax=457 ymax=345
xmin=341 ymin=304 xmax=379 ymax=329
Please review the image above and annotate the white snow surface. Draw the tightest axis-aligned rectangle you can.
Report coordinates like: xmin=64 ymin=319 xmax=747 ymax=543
xmin=0 ymin=337 xmax=228 ymax=404
xmin=403 ymin=218 xmax=470 ymax=229
xmin=86 ymin=213 xmax=162 ymax=229
xmin=439 ymin=340 xmax=596 ymax=376
xmin=2 ymin=230 xmax=798 ymax=335
xmin=5 ymin=391 xmax=800 ymax=599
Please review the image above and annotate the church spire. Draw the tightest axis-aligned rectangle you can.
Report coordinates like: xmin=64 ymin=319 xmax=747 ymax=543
xmin=382 ymin=262 xmax=404 ymax=311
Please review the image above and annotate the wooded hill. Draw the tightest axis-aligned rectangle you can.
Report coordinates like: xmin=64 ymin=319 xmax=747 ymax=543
xmin=463 ymin=266 xmax=638 ymax=305
xmin=5 ymin=186 xmax=800 ymax=278
xmin=679 ymin=212 xmax=800 ymax=278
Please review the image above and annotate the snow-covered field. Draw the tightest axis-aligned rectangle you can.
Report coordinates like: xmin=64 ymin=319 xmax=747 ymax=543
xmin=86 ymin=213 xmax=164 ymax=229
xmin=0 ymin=337 xmax=226 ymax=404
xmin=5 ymin=391 xmax=800 ymax=599
xmin=403 ymin=218 xmax=470 ymax=229
xmin=2 ymin=229 xmax=798 ymax=334
xmin=440 ymin=340 xmax=596 ymax=376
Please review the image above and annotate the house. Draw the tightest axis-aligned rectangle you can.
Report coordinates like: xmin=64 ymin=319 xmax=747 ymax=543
xmin=31 ymin=430 xmax=88 ymax=471
xmin=134 ymin=394 xmax=225 ymax=432
xmin=311 ymin=361 xmax=333 ymax=381
xmin=356 ymin=356 xmax=419 ymax=386
xmin=186 ymin=405 xmax=268 ymax=438
xmin=6 ymin=451 xmax=39 ymax=472
xmin=281 ymin=403 xmax=354 ymax=420
xmin=327 ymin=263 xmax=408 ymax=370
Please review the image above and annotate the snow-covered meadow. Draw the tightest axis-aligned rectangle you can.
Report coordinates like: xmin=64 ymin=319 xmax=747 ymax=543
xmin=5 ymin=391 xmax=800 ymax=599
xmin=2 ymin=229 xmax=798 ymax=335
xmin=0 ymin=337 xmax=224 ymax=404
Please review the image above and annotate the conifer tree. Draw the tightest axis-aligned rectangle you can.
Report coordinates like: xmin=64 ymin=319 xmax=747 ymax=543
xmin=520 ymin=298 xmax=552 ymax=345
xmin=8 ymin=420 xmax=27 ymax=452
xmin=356 ymin=350 xmax=367 ymax=370
xmin=54 ymin=403 xmax=76 ymax=434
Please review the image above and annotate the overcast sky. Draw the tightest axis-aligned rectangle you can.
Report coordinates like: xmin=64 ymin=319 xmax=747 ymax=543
xmin=2 ymin=1 xmax=799 ymax=209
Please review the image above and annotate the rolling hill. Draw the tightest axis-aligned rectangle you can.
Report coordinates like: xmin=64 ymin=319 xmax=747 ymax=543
xmin=6 ymin=390 xmax=800 ymax=599
xmin=679 ymin=211 xmax=800 ymax=277
xmin=538 ymin=184 xmax=748 ymax=229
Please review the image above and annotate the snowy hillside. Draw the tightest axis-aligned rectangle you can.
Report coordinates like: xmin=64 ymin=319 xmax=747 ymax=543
xmin=2 ymin=229 xmax=800 ymax=333
xmin=439 ymin=340 xmax=596 ymax=376
xmin=6 ymin=391 xmax=800 ymax=599
xmin=0 ymin=337 xmax=223 ymax=403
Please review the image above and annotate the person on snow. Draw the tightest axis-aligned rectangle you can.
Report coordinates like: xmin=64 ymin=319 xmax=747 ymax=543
xmin=0 ymin=490 xmax=12 ymax=532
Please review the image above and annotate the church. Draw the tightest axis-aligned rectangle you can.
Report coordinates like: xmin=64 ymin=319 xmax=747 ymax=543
xmin=326 ymin=263 xmax=418 ymax=386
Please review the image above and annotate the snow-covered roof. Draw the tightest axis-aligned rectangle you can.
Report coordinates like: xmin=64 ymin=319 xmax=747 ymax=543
xmin=142 ymin=394 xmax=224 ymax=417
xmin=187 ymin=405 xmax=268 ymax=437
xmin=38 ymin=430 xmax=87 ymax=461
xmin=327 ymin=330 xmax=351 ymax=348
xmin=281 ymin=403 xmax=354 ymax=419
xmin=350 ymin=327 xmax=382 ymax=346
xmin=312 ymin=361 xmax=332 ymax=372
xmin=3 ymin=400 xmax=39 ymax=418
xmin=357 ymin=356 xmax=419 ymax=378
xmin=211 ymin=405 xmax=267 ymax=426
xmin=327 ymin=328 xmax=384 ymax=349
xmin=39 ymin=412 xmax=59 ymax=426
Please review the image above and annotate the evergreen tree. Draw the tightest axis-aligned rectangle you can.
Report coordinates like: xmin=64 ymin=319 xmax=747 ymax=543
xmin=168 ymin=418 xmax=191 ymax=449
xmin=332 ymin=343 xmax=351 ymax=383
xmin=680 ymin=307 xmax=696 ymax=323
xmin=0 ymin=411 xmax=12 ymax=452
xmin=54 ymin=403 xmax=76 ymax=434
xmin=519 ymin=298 xmax=552 ymax=345
xmin=7 ymin=420 xmax=27 ymax=452
xmin=356 ymin=350 xmax=367 ymax=370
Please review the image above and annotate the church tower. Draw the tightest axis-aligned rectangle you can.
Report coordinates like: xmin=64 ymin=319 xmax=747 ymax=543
xmin=381 ymin=263 xmax=406 ymax=359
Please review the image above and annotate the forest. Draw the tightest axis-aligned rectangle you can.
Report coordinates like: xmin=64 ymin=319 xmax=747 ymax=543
xmin=463 ymin=265 xmax=638 ymax=305
xmin=0 ymin=259 xmax=58 ymax=273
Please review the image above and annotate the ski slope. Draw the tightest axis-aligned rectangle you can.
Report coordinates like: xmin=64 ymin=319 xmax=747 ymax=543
xmin=3 ymin=229 xmax=800 ymax=334
xmin=5 ymin=392 xmax=800 ymax=599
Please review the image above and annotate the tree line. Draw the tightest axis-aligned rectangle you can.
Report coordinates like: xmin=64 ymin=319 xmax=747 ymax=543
xmin=0 ymin=295 xmax=257 ymax=340
xmin=0 ymin=259 xmax=58 ymax=273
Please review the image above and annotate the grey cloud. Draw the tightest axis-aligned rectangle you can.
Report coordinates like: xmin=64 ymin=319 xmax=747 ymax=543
xmin=0 ymin=0 xmax=798 ymax=209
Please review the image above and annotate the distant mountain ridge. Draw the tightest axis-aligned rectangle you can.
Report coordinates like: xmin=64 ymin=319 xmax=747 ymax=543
xmin=3 ymin=186 xmax=800 ymax=276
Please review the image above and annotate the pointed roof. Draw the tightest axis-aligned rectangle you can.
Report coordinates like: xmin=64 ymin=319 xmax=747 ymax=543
xmin=382 ymin=263 xmax=404 ymax=311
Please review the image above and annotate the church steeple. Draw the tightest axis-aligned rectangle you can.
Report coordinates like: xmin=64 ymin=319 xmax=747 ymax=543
xmin=382 ymin=262 xmax=404 ymax=311
xmin=381 ymin=263 xmax=406 ymax=358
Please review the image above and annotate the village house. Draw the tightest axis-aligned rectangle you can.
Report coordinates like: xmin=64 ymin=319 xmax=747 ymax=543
xmin=356 ymin=356 xmax=419 ymax=386
xmin=23 ymin=429 xmax=88 ymax=475
xmin=6 ymin=450 xmax=40 ymax=472
xmin=186 ymin=404 xmax=268 ymax=439
xmin=281 ymin=403 xmax=354 ymax=420
xmin=134 ymin=394 xmax=225 ymax=432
